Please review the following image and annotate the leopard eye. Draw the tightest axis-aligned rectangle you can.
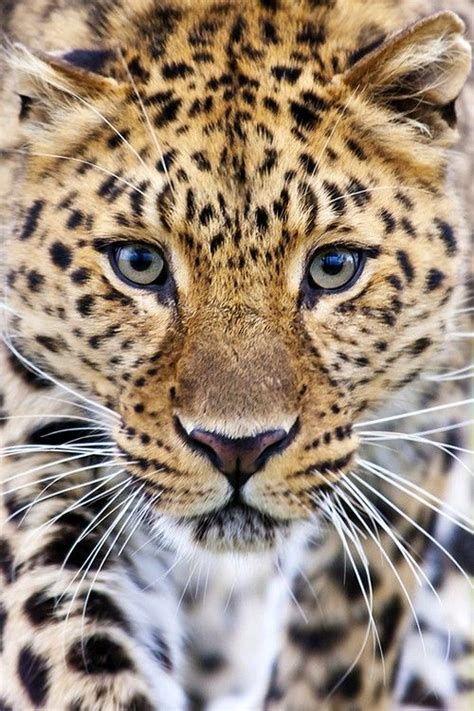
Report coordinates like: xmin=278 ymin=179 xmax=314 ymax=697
xmin=109 ymin=243 xmax=167 ymax=288
xmin=308 ymin=247 xmax=362 ymax=291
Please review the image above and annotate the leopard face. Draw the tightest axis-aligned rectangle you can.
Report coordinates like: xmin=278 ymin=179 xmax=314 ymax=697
xmin=6 ymin=1 xmax=470 ymax=551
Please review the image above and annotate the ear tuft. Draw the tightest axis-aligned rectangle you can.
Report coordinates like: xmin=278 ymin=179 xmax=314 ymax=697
xmin=342 ymin=12 xmax=471 ymax=139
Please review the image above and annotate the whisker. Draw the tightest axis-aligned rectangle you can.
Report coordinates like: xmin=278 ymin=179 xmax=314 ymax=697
xmin=2 ymin=148 xmax=148 ymax=196
xmin=357 ymin=458 xmax=473 ymax=532
xmin=356 ymin=398 xmax=473 ymax=428
xmin=117 ymin=49 xmax=176 ymax=199
xmin=350 ymin=472 xmax=474 ymax=586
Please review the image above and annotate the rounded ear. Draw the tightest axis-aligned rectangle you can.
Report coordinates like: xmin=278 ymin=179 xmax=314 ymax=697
xmin=341 ymin=12 xmax=471 ymax=140
xmin=7 ymin=44 xmax=124 ymax=126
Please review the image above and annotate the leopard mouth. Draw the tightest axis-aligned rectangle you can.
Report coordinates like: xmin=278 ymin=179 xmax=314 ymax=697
xmin=185 ymin=495 xmax=293 ymax=552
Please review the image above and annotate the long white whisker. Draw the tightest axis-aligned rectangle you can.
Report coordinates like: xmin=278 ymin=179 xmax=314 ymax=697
xmin=357 ymin=398 xmax=473 ymax=428
xmin=350 ymin=472 xmax=473 ymax=587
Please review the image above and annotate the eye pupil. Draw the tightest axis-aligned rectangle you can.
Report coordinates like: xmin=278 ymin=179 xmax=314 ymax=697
xmin=321 ymin=253 xmax=345 ymax=276
xmin=127 ymin=247 xmax=154 ymax=272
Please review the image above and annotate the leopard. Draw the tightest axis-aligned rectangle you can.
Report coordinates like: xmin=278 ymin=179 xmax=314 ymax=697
xmin=0 ymin=0 xmax=473 ymax=709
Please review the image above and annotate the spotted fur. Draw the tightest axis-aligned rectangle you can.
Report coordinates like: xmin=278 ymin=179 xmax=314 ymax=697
xmin=0 ymin=1 xmax=472 ymax=709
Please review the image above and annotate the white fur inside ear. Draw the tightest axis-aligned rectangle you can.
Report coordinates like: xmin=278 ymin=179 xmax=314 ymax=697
xmin=343 ymin=12 xmax=472 ymax=108
xmin=422 ymin=34 xmax=472 ymax=105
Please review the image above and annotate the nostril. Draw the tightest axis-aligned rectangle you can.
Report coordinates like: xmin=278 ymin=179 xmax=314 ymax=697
xmin=175 ymin=417 xmax=299 ymax=487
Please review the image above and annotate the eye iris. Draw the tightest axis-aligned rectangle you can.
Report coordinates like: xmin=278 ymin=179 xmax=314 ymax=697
xmin=113 ymin=243 xmax=166 ymax=286
xmin=309 ymin=248 xmax=359 ymax=290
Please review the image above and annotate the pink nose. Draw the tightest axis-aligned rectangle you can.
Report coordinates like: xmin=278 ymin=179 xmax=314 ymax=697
xmin=177 ymin=420 xmax=298 ymax=490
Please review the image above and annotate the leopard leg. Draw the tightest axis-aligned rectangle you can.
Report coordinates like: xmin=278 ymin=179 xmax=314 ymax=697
xmin=0 ymin=345 xmax=185 ymax=711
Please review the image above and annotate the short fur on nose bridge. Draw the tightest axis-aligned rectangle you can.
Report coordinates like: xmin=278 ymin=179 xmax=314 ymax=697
xmin=175 ymin=418 xmax=299 ymax=489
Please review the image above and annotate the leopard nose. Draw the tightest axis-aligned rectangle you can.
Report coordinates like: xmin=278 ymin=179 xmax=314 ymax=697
xmin=176 ymin=419 xmax=298 ymax=489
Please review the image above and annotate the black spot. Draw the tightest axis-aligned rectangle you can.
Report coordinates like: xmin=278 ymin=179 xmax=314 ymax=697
xmin=379 ymin=595 xmax=403 ymax=654
xmin=24 ymin=589 xmax=57 ymax=626
xmin=67 ymin=634 xmax=134 ymax=674
xmin=127 ymin=57 xmax=150 ymax=81
xmin=380 ymin=208 xmax=396 ymax=233
xmin=20 ymin=200 xmax=45 ymax=240
xmin=162 ymin=62 xmax=194 ymax=79
xmin=425 ymin=268 xmax=444 ymax=292
xmin=409 ymin=337 xmax=432 ymax=356
xmin=258 ymin=148 xmax=278 ymax=175
xmin=67 ymin=210 xmax=84 ymax=230
xmin=401 ymin=217 xmax=416 ymax=237
xmin=7 ymin=352 xmax=51 ymax=389
xmin=199 ymin=204 xmax=214 ymax=226
xmin=299 ymin=152 xmax=317 ymax=175
xmin=186 ymin=189 xmax=196 ymax=221
xmin=192 ymin=151 xmax=212 ymax=172
xmin=255 ymin=207 xmax=269 ymax=232
xmin=263 ymin=96 xmax=279 ymax=114
xmin=76 ymin=294 xmax=94 ymax=317
xmin=288 ymin=623 xmax=346 ymax=652
xmin=301 ymin=91 xmax=328 ymax=113
xmin=290 ymin=101 xmax=320 ymax=130
xmin=50 ymin=241 xmax=72 ymax=270
xmin=97 ymin=174 xmax=125 ymax=201
xmin=346 ymin=138 xmax=366 ymax=160
xmin=298 ymin=181 xmax=318 ymax=234
xmin=130 ymin=183 xmax=147 ymax=217
xmin=156 ymin=149 xmax=177 ymax=173
xmin=210 ymin=233 xmax=224 ymax=254
xmin=271 ymin=65 xmax=301 ymax=84
xmin=108 ymin=129 xmax=130 ymax=149
xmin=154 ymin=98 xmax=182 ymax=128
xmin=26 ymin=270 xmax=45 ymax=292
xmin=33 ymin=528 xmax=100 ymax=570
xmin=346 ymin=177 xmax=370 ymax=206
xmin=261 ymin=19 xmax=279 ymax=44
xmin=324 ymin=665 xmax=362 ymax=698
xmin=35 ymin=335 xmax=60 ymax=353
xmin=71 ymin=267 xmax=91 ymax=285
xmin=82 ymin=590 xmax=130 ymax=631
xmin=296 ymin=22 xmax=325 ymax=46
xmin=18 ymin=647 xmax=50 ymax=706
xmin=435 ymin=219 xmax=457 ymax=255
xmin=396 ymin=250 xmax=414 ymax=282
xmin=0 ymin=699 xmax=12 ymax=711
xmin=324 ymin=181 xmax=346 ymax=215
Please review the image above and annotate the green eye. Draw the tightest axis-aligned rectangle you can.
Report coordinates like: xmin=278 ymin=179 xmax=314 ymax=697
xmin=110 ymin=243 xmax=167 ymax=288
xmin=308 ymin=247 xmax=361 ymax=291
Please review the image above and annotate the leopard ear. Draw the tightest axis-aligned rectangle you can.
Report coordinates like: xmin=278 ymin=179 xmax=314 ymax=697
xmin=342 ymin=12 xmax=471 ymax=140
xmin=8 ymin=44 xmax=123 ymax=126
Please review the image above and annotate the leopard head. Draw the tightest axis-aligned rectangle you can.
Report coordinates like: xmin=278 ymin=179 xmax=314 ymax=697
xmin=6 ymin=2 xmax=471 ymax=551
